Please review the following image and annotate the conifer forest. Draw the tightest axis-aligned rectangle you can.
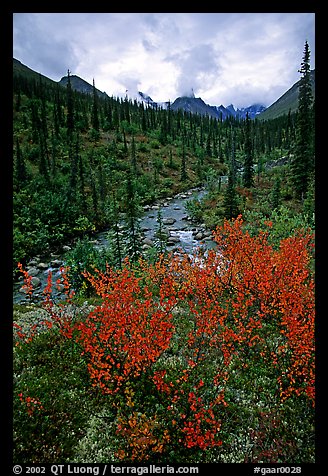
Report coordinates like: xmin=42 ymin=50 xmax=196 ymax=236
xmin=13 ymin=41 xmax=315 ymax=466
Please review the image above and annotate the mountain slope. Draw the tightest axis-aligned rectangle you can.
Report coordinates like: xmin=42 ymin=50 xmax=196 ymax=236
xmin=258 ymin=69 xmax=315 ymax=120
xmin=59 ymin=74 xmax=108 ymax=98
xmin=13 ymin=57 xmax=268 ymax=120
xmin=212 ymin=103 xmax=266 ymax=120
xmin=171 ymin=96 xmax=220 ymax=119
xmin=171 ymin=96 xmax=266 ymax=120
xmin=13 ymin=58 xmax=58 ymax=87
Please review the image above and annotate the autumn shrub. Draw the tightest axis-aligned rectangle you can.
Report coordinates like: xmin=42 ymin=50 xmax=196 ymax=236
xmin=14 ymin=215 xmax=315 ymax=463
xmin=13 ymin=329 xmax=92 ymax=463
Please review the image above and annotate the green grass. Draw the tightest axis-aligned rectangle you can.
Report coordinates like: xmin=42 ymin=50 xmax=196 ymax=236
xmin=13 ymin=305 xmax=315 ymax=464
xmin=14 ymin=329 xmax=102 ymax=463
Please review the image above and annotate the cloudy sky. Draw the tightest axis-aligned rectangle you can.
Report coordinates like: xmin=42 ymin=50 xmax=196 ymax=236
xmin=13 ymin=12 xmax=315 ymax=108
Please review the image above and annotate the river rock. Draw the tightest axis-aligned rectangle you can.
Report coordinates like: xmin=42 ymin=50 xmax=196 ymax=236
xmin=163 ymin=218 xmax=176 ymax=225
xmin=27 ymin=259 xmax=39 ymax=266
xmin=31 ymin=277 xmax=41 ymax=288
xmin=50 ymin=259 xmax=62 ymax=268
xmin=167 ymin=236 xmax=180 ymax=244
xmin=27 ymin=267 xmax=40 ymax=277
xmin=142 ymin=238 xmax=154 ymax=247
xmin=37 ymin=262 xmax=49 ymax=270
xmin=195 ymin=232 xmax=204 ymax=240
xmin=19 ymin=286 xmax=29 ymax=294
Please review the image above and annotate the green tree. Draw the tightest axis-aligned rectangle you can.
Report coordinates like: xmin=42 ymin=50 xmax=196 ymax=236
xmin=66 ymin=70 xmax=75 ymax=136
xmin=14 ymin=138 xmax=28 ymax=187
xmin=180 ymin=136 xmax=188 ymax=182
xmin=271 ymin=176 xmax=281 ymax=210
xmin=242 ymin=112 xmax=254 ymax=188
xmin=131 ymin=135 xmax=137 ymax=175
xmin=291 ymin=40 xmax=314 ymax=200
xmin=54 ymin=83 xmax=64 ymax=137
xmin=123 ymin=173 xmax=143 ymax=262
xmin=66 ymin=132 xmax=79 ymax=205
xmin=91 ymin=78 xmax=100 ymax=134
xmin=38 ymin=133 xmax=49 ymax=179
xmin=78 ymin=150 xmax=87 ymax=214
xmin=154 ymin=208 xmax=167 ymax=255
xmin=223 ymin=128 xmax=239 ymax=219
xmin=106 ymin=190 xmax=123 ymax=269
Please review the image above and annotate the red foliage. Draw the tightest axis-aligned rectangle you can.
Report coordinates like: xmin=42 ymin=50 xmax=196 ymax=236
xmin=14 ymin=215 xmax=315 ymax=458
xmin=74 ymin=263 xmax=177 ymax=395
xmin=18 ymin=392 xmax=44 ymax=417
xmin=211 ymin=216 xmax=315 ymax=403
xmin=17 ymin=262 xmax=33 ymax=300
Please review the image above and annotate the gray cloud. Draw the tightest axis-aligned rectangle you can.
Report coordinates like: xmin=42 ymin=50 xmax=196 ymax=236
xmin=13 ymin=13 xmax=315 ymax=108
xmin=13 ymin=13 xmax=80 ymax=80
xmin=168 ymin=43 xmax=222 ymax=97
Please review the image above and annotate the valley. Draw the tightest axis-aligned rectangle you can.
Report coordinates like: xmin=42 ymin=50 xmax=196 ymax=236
xmin=12 ymin=43 xmax=315 ymax=465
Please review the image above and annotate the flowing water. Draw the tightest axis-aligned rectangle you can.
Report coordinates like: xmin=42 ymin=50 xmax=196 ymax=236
xmin=13 ymin=187 xmax=216 ymax=304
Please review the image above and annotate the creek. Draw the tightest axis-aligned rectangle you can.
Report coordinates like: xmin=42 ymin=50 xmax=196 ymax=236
xmin=13 ymin=186 xmax=216 ymax=305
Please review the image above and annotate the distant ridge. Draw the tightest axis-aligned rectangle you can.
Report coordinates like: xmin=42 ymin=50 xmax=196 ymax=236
xmin=15 ymin=57 xmax=313 ymax=122
xmin=59 ymin=74 xmax=108 ymax=99
xmin=171 ymin=96 xmax=266 ymax=120
xmin=171 ymin=96 xmax=220 ymax=119
xmin=258 ymin=69 xmax=315 ymax=120
xmin=13 ymin=58 xmax=57 ymax=86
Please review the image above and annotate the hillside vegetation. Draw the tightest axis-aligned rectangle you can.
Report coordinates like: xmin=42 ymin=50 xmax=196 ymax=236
xmin=258 ymin=69 xmax=315 ymax=121
xmin=13 ymin=59 xmax=314 ymax=271
xmin=13 ymin=53 xmax=315 ymax=464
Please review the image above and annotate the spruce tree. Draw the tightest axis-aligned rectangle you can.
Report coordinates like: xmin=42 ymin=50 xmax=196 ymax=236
xmin=123 ymin=173 xmax=142 ymax=262
xmin=223 ymin=128 xmax=239 ymax=219
xmin=38 ymin=132 xmax=49 ymax=179
xmin=30 ymin=98 xmax=41 ymax=143
xmin=169 ymin=148 xmax=173 ymax=168
xmin=78 ymin=151 xmax=87 ymax=214
xmin=223 ymin=175 xmax=239 ymax=219
xmin=66 ymin=70 xmax=75 ymax=136
xmin=106 ymin=191 xmax=123 ymax=269
xmin=98 ymin=163 xmax=107 ymax=219
xmin=242 ymin=112 xmax=254 ymax=188
xmin=14 ymin=138 xmax=27 ymax=186
xmin=90 ymin=167 xmax=99 ymax=217
xmin=50 ymin=130 xmax=58 ymax=179
xmin=206 ymin=132 xmax=212 ymax=157
xmin=15 ymin=89 xmax=21 ymax=112
xmin=91 ymin=78 xmax=100 ymax=133
xmin=180 ymin=135 xmax=188 ymax=182
xmin=291 ymin=40 xmax=314 ymax=200
xmin=55 ymin=84 xmax=64 ymax=127
xmin=131 ymin=135 xmax=137 ymax=175
xmin=271 ymin=176 xmax=281 ymax=209
xmin=154 ymin=208 xmax=167 ymax=255
xmin=141 ymin=105 xmax=147 ymax=132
